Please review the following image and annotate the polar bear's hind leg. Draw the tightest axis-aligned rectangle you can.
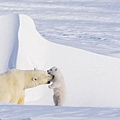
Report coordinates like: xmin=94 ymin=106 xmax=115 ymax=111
xmin=18 ymin=96 xmax=24 ymax=104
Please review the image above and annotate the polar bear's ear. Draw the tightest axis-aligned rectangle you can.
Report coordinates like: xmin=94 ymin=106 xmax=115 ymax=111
xmin=34 ymin=68 xmax=37 ymax=70
xmin=32 ymin=77 xmax=38 ymax=81
xmin=34 ymin=65 xmax=39 ymax=70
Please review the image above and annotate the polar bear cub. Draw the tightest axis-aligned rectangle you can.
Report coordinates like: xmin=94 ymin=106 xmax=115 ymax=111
xmin=47 ymin=67 xmax=66 ymax=106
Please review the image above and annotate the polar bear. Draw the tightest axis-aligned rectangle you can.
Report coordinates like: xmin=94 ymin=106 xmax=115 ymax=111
xmin=0 ymin=68 xmax=53 ymax=104
xmin=47 ymin=67 xmax=66 ymax=106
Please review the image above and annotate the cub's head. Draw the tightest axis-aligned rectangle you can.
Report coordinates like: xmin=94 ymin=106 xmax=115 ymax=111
xmin=47 ymin=66 xmax=59 ymax=77
xmin=47 ymin=67 xmax=64 ymax=84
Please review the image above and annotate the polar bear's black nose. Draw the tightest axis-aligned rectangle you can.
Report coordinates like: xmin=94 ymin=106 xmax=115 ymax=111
xmin=47 ymin=81 xmax=51 ymax=84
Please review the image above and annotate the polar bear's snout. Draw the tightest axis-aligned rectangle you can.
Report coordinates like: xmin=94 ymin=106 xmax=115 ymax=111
xmin=47 ymin=74 xmax=54 ymax=84
xmin=47 ymin=77 xmax=54 ymax=84
xmin=46 ymin=73 xmax=54 ymax=84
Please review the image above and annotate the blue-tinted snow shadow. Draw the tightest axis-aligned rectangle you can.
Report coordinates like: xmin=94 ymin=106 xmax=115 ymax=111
xmin=8 ymin=15 xmax=20 ymax=70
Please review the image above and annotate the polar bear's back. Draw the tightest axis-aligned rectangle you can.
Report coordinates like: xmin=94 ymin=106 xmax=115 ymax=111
xmin=0 ymin=69 xmax=21 ymax=81
xmin=0 ymin=69 xmax=24 ymax=90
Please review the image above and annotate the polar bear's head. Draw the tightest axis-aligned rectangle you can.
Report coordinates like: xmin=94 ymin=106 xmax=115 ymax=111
xmin=24 ymin=69 xmax=53 ymax=89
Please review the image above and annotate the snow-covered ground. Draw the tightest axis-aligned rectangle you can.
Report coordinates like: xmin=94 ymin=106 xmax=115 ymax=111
xmin=0 ymin=0 xmax=120 ymax=119
xmin=0 ymin=0 xmax=120 ymax=57
xmin=0 ymin=13 xmax=120 ymax=120
xmin=1 ymin=104 xmax=120 ymax=120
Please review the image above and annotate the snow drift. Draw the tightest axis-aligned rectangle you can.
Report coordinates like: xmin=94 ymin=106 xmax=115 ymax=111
xmin=0 ymin=14 xmax=19 ymax=73
xmin=1 ymin=14 xmax=120 ymax=107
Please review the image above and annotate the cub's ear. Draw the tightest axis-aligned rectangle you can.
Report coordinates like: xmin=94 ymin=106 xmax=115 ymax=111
xmin=32 ymin=77 xmax=38 ymax=81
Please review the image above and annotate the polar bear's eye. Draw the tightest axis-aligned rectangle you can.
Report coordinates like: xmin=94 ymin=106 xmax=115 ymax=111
xmin=32 ymin=77 xmax=38 ymax=81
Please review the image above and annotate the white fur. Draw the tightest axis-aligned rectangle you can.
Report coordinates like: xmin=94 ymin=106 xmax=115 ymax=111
xmin=0 ymin=69 xmax=52 ymax=104
xmin=47 ymin=67 xmax=66 ymax=106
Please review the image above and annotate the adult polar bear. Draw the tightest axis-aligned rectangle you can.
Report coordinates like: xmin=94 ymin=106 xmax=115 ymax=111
xmin=47 ymin=67 xmax=67 ymax=106
xmin=0 ymin=68 xmax=53 ymax=104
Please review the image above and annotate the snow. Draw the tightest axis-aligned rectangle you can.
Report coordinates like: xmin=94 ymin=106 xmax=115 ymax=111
xmin=1 ymin=105 xmax=120 ymax=120
xmin=0 ymin=0 xmax=120 ymax=119
xmin=17 ymin=14 xmax=120 ymax=108
xmin=0 ymin=14 xmax=19 ymax=73
xmin=0 ymin=0 xmax=120 ymax=58
xmin=0 ymin=14 xmax=120 ymax=120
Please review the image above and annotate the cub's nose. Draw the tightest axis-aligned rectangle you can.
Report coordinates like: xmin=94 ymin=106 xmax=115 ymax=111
xmin=47 ymin=70 xmax=51 ymax=74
